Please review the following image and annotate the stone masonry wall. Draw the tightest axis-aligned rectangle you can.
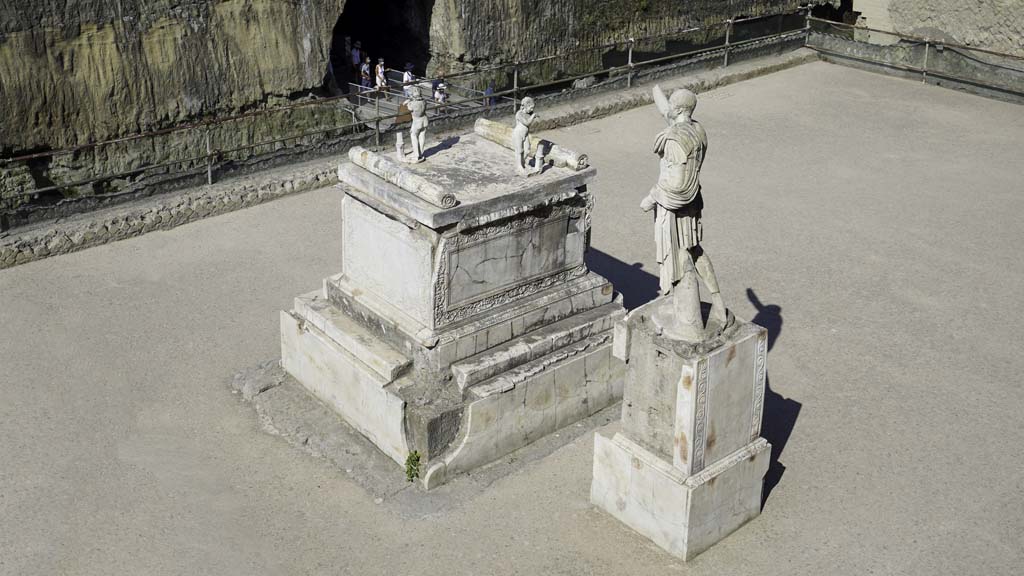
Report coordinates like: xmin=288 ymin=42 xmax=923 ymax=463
xmin=857 ymin=0 xmax=1024 ymax=58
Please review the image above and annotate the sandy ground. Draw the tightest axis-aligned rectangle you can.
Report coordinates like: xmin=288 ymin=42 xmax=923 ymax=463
xmin=1 ymin=61 xmax=1022 ymax=575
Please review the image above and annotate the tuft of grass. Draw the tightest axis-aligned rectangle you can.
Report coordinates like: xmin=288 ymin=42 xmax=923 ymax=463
xmin=405 ymin=451 xmax=421 ymax=482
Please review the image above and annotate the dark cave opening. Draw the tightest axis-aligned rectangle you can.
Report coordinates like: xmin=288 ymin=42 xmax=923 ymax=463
xmin=325 ymin=0 xmax=436 ymax=93
xmin=811 ymin=0 xmax=860 ymax=25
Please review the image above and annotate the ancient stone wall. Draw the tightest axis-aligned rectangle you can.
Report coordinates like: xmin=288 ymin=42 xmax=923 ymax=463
xmin=428 ymin=0 xmax=811 ymax=81
xmin=887 ymin=0 xmax=1024 ymax=58
xmin=853 ymin=0 xmax=1023 ymax=58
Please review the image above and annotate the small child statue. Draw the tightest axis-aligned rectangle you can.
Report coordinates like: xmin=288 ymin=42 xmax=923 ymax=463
xmin=513 ymin=97 xmax=545 ymax=176
xmin=404 ymin=87 xmax=429 ymax=163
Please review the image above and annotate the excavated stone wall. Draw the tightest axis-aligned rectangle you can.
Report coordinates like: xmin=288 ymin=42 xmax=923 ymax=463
xmin=0 ymin=0 xmax=813 ymax=216
xmin=887 ymin=0 xmax=1024 ymax=58
xmin=428 ymin=0 xmax=812 ymax=81
xmin=0 ymin=0 xmax=344 ymax=151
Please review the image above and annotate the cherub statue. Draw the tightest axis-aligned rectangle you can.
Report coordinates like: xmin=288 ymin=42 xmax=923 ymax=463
xmin=403 ymin=86 xmax=428 ymax=163
xmin=641 ymin=85 xmax=729 ymax=340
xmin=513 ymin=97 xmax=545 ymax=176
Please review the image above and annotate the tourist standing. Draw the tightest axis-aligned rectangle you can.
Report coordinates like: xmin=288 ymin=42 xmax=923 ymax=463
xmin=402 ymin=63 xmax=416 ymax=99
xmin=434 ymin=78 xmax=448 ymax=109
xmin=350 ymin=41 xmax=362 ymax=72
xmin=360 ymin=56 xmax=372 ymax=89
xmin=375 ymin=58 xmax=387 ymax=92
xmin=484 ymin=84 xmax=494 ymax=111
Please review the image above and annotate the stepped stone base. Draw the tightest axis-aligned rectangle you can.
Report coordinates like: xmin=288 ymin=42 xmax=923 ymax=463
xmin=280 ymin=276 xmax=625 ymax=488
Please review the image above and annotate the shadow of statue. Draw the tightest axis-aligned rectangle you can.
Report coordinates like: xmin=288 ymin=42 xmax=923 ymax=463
xmin=423 ymin=136 xmax=460 ymax=159
xmin=747 ymin=288 xmax=801 ymax=508
xmin=585 ymin=248 xmax=660 ymax=310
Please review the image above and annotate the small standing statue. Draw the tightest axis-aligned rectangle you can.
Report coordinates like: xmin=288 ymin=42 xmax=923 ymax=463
xmin=641 ymin=85 xmax=729 ymax=341
xmin=403 ymin=87 xmax=428 ymax=163
xmin=513 ymin=97 xmax=545 ymax=176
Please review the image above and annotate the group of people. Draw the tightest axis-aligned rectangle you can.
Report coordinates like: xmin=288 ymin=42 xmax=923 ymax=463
xmin=350 ymin=41 xmax=387 ymax=91
xmin=348 ymin=38 xmax=448 ymax=104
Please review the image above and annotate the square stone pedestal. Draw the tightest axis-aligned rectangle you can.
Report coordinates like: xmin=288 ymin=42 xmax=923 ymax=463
xmin=591 ymin=296 xmax=770 ymax=560
xmin=280 ymin=135 xmax=625 ymax=489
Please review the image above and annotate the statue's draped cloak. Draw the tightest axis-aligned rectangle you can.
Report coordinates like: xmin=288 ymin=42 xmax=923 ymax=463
xmin=651 ymin=120 xmax=707 ymax=294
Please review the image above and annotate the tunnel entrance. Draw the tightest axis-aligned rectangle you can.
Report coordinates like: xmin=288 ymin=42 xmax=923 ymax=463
xmin=326 ymin=0 xmax=435 ymax=93
xmin=811 ymin=0 xmax=860 ymax=25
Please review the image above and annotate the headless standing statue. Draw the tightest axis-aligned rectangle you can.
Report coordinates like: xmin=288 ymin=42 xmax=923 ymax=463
xmin=641 ymin=86 xmax=729 ymax=341
xmin=513 ymin=97 xmax=545 ymax=176
xmin=404 ymin=87 xmax=428 ymax=163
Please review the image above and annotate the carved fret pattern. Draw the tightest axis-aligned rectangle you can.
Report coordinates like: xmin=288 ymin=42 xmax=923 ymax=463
xmin=751 ymin=331 xmax=768 ymax=441
xmin=692 ymin=357 xmax=710 ymax=473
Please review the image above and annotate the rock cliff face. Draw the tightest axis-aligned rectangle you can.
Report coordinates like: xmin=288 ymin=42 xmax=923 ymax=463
xmin=0 ymin=0 xmax=810 ymax=214
xmin=0 ymin=0 xmax=344 ymax=152
xmin=429 ymin=0 xmax=809 ymax=78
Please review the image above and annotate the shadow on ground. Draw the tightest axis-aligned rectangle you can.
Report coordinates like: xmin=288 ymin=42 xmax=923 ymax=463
xmin=748 ymin=288 xmax=801 ymax=509
xmin=585 ymin=248 xmax=659 ymax=310
xmin=424 ymin=136 xmax=460 ymax=159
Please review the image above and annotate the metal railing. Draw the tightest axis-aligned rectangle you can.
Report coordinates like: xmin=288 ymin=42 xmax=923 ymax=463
xmin=806 ymin=16 xmax=1024 ymax=96
xmin=0 ymin=9 xmax=810 ymax=222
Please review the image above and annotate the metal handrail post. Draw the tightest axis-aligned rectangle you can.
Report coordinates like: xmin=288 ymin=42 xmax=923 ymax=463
xmin=627 ymin=38 xmax=635 ymax=88
xmin=922 ymin=41 xmax=930 ymax=83
xmin=513 ymin=64 xmax=519 ymax=110
xmin=723 ymin=19 xmax=733 ymax=66
xmin=205 ymin=128 xmax=213 ymax=185
xmin=374 ymin=95 xmax=381 ymax=148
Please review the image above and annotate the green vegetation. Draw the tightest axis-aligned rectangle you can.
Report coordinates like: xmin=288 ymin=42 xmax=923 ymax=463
xmin=405 ymin=451 xmax=421 ymax=482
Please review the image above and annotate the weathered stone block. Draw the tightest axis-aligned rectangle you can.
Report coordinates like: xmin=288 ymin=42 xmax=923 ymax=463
xmin=279 ymin=311 xmax=409 ymax=465
xmin=591 ymin=295 xmax=771 ymax=560
xmin=592 ymin=432 xmax=769 ymax=561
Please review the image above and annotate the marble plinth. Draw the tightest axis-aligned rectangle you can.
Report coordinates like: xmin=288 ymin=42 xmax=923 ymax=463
xmin=591 ymin=296 xmax=771 ymax=560
xmin=280 ymin=134 xmax=625 ymax=489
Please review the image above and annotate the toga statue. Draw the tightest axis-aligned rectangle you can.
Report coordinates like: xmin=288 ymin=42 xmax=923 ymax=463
xmin=641 ymin=85 xmax=729 ymax=341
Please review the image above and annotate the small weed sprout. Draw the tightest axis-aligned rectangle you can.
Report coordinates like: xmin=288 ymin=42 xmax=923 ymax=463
xmin=405 ymin=450 xmax=421 ymax=482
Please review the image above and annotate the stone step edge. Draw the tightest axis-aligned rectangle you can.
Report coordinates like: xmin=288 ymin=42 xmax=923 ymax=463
xmin=452 ymin=302 xmax=625 ymax=391
xmin=292 ymin=291 xmax=411 ymax=383
xmin=325 ymin=270 xmax=615 ymax=351
xmin=468 ymin=330 xmax=614 ymax=401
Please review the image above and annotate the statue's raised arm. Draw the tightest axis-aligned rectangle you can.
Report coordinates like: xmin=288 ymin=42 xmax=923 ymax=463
xmin=652 ymin=84 xmax=672 ymax=123
xmin=644 ymin=87 xmax=732 ymax=341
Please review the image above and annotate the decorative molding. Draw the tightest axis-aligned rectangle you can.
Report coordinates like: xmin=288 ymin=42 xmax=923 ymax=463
xmin=685 ymin=438 xmax=769 ymax=488
xmin=692 ymin=357 xmax=710 ymax=473
xmin=432 ymin=202 xmax=588 ymax=328
xmin=751 ymin=331 xmax=768 ymax=441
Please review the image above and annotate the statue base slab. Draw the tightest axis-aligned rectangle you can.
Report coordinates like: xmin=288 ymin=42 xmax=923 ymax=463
xmin=593 ymin=294 xmax=771 ymax=559
xmin=591 ymin=431 xmax=770 ymax=561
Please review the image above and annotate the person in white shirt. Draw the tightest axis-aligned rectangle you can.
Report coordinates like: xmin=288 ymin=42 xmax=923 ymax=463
xmin=375 ymin=58 xmax=387 ymax=91
xmin=402 ymin=62 xmax=416 ymax=99
xmin=433 ymin=79 xmax=448 ymax=106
